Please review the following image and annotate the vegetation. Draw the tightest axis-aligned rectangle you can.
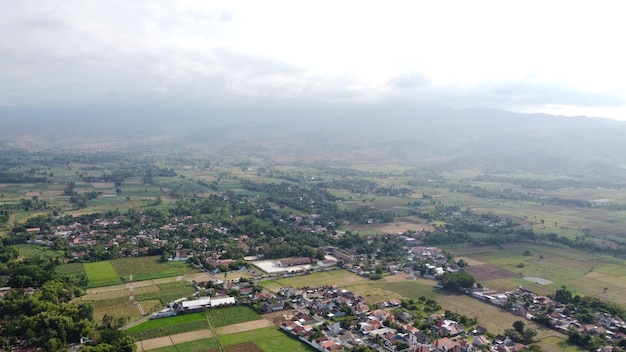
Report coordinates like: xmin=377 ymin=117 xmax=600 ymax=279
xmin=208 ymin=305 xmax=261 ymax=327
xmin=0 ymin=249 xmax=135 ymax=351
xmin=5 ymin=145 xmax=626 ymax=351
xmin=438 ymin=271 xmax=476 ymax=293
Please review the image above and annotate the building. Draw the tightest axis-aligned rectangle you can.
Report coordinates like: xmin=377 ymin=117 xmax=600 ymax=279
xmin=278 ymin=257 xmax=311 ymax=267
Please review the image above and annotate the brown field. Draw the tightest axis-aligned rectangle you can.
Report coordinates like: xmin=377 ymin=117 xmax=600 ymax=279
xmin=91 ymin=182 xmax=116 ymax=189
xmin=170 ymin=330 xmax=214 ymax=344
xmin=464 ymin=263 xmax=518 ymax=281
xmin=344 ymin=283 xmax=402 ymax=304
xmin=136 ymin=329 xmax=213 ymax=351
xmin=135 ymin=320 xmax=272 ymax=351
xmin=93 ymin=303 xmax=139 ymax=323
xmin=454 ymin=256 xmax=485 ymax=266
xmin=137 ymin=336 xmax=173 ymax=351
xmin=351 ymin=217 xmax=435 ymax=233
xmin=216 ymin=319 xmax=274 ymax=335
xmin=352 ymin=220 xmax=434 ymax=234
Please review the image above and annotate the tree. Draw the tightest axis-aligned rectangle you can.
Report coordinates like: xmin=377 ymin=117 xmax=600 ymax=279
xmin=438 ymin=271 xmax=476 ymax=293
xmin=513 ymin=320 xmax=525 ymax=334
xmin=522 ymin=328 xmax=537 ymax=344
xmin=553 ymin=285 xmax=572 ymax=304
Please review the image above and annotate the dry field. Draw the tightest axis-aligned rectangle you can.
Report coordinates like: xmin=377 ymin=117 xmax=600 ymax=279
xmin=464 ymin=263 xmax=518 ymax=281
xmin=351 ymin=219 xmax=434 ymax=234
xmin=216 ymin=319 xmax=274 ymax=335
xmin=136 ymin=329 xmax=213 ymax=351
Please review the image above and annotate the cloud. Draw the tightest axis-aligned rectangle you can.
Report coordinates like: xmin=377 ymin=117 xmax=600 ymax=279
xmin=388 ymin=73 xmax=431 ymax=89
xmin=478 ymin=80 xmax=624 ymax=107
xmin=1 ymin=1 xmax=625 ymax=120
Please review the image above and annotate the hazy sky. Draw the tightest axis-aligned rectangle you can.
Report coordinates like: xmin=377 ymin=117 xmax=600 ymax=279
xmin=2 ymin=1 xmax=626 ymax=120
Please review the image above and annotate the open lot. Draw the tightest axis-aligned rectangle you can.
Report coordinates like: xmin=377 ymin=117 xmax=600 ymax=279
xmin=350 ymin=216 xmax=435 ymax=234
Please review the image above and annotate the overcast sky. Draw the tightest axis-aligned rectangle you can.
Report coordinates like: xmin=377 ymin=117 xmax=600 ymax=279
xmin=2 ymin=0 xmax=626 ymax=120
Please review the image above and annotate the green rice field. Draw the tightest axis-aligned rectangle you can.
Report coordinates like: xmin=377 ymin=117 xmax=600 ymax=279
xmin=127 ymin=312 xmax=209 ymax=341
xmin=84 ymin=261 xmax=122 ymax=287
xmin=72 ymin=256 xmax=196 ymax=288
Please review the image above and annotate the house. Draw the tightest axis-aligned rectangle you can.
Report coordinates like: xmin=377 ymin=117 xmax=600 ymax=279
xmin=277 ymin=257 xmax=311 ymax=267
xmin=473 ymin=335 xmax=490 ymax=347
xmin=317 ymin=259 xmax=337 ymax=268
xmin=181 ymin=297 xmax=211 ymax=312
xmin=434 ymin=337 xmax=462 ymax=352
xmin=210 ymin=296 xmax=235 ymax=307
xmin=262 ymin=301 xmax=285 ymax=313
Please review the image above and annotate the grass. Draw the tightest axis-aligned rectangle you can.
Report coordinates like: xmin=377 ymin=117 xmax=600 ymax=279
xmin=264 ymin=270 xmax=412 ymax=304
xmin=130 ymin=320 xmax=209 ymax=341
xmin=109 ymin=256 xmax=192 ymax=281
xmin=126 ymin=312 xmax=208 ymax=340
xmin=55 ymin=262 xmax=85 ymax=277
xmin=370 ymin=280 xmax=441 ymax=300
xmin=135 ymin=281 xmax=196 ymax=306
xmin=146 ymin=338 xmax=218 ymax=352
xmin=14 ymin=244 xmax=65 ymax=259
xmin=449 ymin=242 xmax=626 ymax=305
xmin=220 ymin=326 xmax=315 ymax=352
xmin=208 ymin=306 xmax=261 ymax=327
xmin=84 ymin=261 xmax=122 ymax=287
xmin=538 ymin=335 xmax=588 ymax=352
xmin=265 ymin=270 xmax=370 ymax=289
xmin=436 ymin=293 xmax=564 ymax=338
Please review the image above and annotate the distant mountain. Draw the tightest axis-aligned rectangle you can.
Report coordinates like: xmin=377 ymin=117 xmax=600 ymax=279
xmin=2 ymin=104 xmax=626 ymax=177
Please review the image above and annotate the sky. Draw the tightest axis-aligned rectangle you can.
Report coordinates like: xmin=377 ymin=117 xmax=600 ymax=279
xmin=2 ymin=0 xmax=626 ymax=120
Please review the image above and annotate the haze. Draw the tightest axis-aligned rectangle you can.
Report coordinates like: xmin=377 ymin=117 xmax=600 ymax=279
xmin=1 ymin=0 xmax=626 ymax=120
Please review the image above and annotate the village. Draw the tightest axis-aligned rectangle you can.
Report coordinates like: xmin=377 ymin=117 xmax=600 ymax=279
xmin=11 ymin=205 xmax=626 ymax=351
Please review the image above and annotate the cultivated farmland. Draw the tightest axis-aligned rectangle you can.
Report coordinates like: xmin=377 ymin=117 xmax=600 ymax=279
xmin=84 ymin=261 xmax=121 ymax=287
xmin=111 ymin=256 xmax=186 ymax=281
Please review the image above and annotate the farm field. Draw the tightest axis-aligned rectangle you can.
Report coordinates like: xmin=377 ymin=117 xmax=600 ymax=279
xmin=128 ymin=306 xmax=263 ymax=342
xmin=83 ymin=261 xmax=121 ymax=287
xmin=208 ymin=305 xmax=261 ymax=327
xmin=79 ymin=279 xmax=196 ymax=323
xmin=220 ymin=326 xmax=315 ymax=352
xmin=140 ymin=326 xmax=314 ymax=352
xmin=449 ymin=242 xmax=626 ymax=305
xmin=55 ymin=262 xmax=85 ymax=277
xmin=262 ymin=269 xmax=370 ymax=290
xmin=126 ymin=312 xmax=209 ymax=341
xmin=111 ymin=256 xmax=188 ymax=281
xmin=69 ymin=256 xmax=197 ymax=288
xmin=14 ymin=244 xmax=65 ymax=259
